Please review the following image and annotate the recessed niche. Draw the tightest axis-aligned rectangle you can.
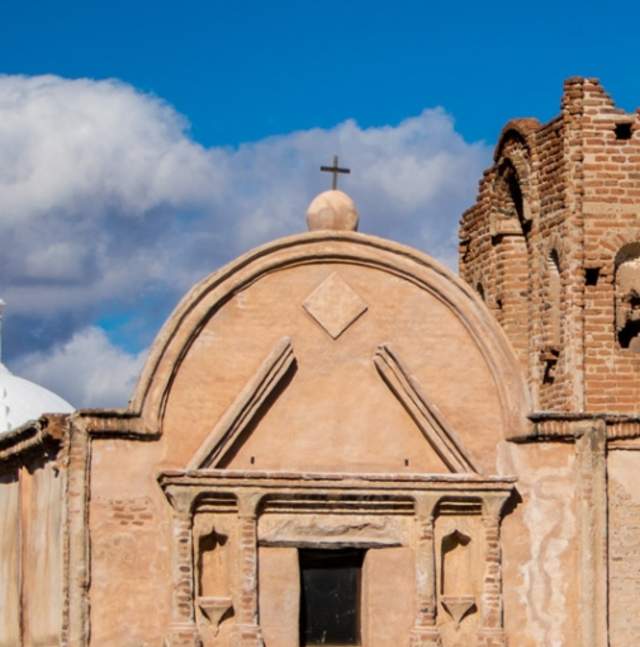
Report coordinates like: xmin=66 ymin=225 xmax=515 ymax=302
xmin=615 ymin=243 xmax=640 ymax=351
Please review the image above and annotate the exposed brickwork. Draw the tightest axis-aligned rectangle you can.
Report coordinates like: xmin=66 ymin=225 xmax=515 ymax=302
xmin=460 ymin=77 xmax=640 ymax=414
xmin=104 ymin=495 xmax=155 ymax=527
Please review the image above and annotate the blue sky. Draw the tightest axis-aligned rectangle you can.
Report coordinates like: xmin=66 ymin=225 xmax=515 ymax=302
xmin=3 ymin=0 xmax=639 ymax=146
xmin=1 ymin=0 xmax=639 ymax=407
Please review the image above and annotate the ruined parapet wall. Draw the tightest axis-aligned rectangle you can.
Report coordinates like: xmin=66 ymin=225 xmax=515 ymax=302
xmin=460 ymin=78 xmax=640 ymax=414
xmin=459 ymin=122 xmax=541 ymax=373
xmin=534 ymin=112 xmax=576 ymax=412
xmin=460 ymin=114 xmax=571 ymax=410
xmin=577 ymin=80 xmax=640 ymax=412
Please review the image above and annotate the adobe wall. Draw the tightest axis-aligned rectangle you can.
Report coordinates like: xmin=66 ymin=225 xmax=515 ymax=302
xmin=86 ymin=439 xmax=586 ymax=647
xmin=608 ymin=447 xmax=640 ymax=645
xmin=0 ymin=466 xmax=20 ymax=647
xmin=0 ymin=432 xmax=65 ymax=647
xmin=82 ymin=233 xmax=538 ymax=647
xmin=499 ymin=441 xmax=579 ymax=647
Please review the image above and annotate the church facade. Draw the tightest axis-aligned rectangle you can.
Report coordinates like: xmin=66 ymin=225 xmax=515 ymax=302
xmin=1 ymin=77 xmax=639 ymax=647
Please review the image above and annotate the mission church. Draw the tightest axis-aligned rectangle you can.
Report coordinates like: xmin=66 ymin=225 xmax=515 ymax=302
xmin=1 ymin=77 xmax=640 ymax=647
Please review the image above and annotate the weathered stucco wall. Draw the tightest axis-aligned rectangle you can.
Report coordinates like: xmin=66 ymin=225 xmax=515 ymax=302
xmin=499 ymin=442 xmax=579 ymax=647
xmin=89 ymin=438 xmax=171 ymax=647
xmin=608 ymin=449 xmax=640 ymax=646
xmin=86 ymin=234 xmax=528 ymax=647
xmin=0 ymin=455 xmax=64 ymax=647
xmin=0 ymin=468 xmax=20 ymax=647
xmin=23 ymin=457 xmax=65 ymax=647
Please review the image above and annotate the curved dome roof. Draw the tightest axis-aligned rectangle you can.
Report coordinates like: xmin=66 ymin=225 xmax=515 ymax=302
xmin=0 ymin=362 xmax=74 ymax=433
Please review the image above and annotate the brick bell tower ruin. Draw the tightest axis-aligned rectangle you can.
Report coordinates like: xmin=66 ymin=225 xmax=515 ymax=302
xmin=460 ymin=76 xmax=640 ymax=646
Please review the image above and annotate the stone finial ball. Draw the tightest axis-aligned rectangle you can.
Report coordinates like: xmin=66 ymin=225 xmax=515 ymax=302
xmin=306 ymin=190 xmax=359 ymax=232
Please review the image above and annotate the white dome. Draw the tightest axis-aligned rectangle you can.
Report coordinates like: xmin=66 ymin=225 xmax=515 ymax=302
xmin=0 ymin=362 xmax=74 ymax=433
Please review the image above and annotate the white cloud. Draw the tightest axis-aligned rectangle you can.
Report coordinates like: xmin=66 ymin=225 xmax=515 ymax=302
xmin=0 ymin=74 xmax=491 ymax=403
xmin=0 ymin=74 xmax=221 ymax=323
xmin=14 ymin=326 xmax=146 ymax=408
xmin=0 ymin=75 xmax=218 ymax=220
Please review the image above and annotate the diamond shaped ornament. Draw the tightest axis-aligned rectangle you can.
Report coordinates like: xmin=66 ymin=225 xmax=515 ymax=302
xmin=303 ymin=273 xmax=368 ymax=339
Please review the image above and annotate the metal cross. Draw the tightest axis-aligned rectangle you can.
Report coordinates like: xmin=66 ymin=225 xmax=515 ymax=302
xmin=320 ymin=155 xmax=350 ymax=190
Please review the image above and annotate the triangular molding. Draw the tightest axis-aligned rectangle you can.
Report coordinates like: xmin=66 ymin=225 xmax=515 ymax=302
xmin=187 ymin=337 xmax=296 ymax=469
xmin=373 ymin=344 xmax=478 ymax=473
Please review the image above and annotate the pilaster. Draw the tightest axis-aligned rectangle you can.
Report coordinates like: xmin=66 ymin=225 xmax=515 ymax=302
xmin=575 ymin=420 xmax=608 ymax=647
xmin=233 ymin=492 xmax=264 ymax=647
xmin=166 ymin=488 xmax=200 ymax=647
xmin=61 ymin=418 xmax=91 ymax=647
xmin=410 ymin=495 xmax=441 ymax=647
xmin=477 ymin=495 xmax=508 ymax=647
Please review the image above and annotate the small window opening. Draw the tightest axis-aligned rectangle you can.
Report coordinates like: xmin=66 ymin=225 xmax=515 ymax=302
xmin=541 ymin=347 xmax=560 ymax=385
xmin=542 ymin=358 xmax=557 ymax=384
xmin=250 ymin=456 xmax=255 ymax=465
xmin=542 ymin=364 xmax=554 ymax=385
xmin=507 ymin=173 xmax=524 ymax=219
xmin=299 ymin=549 xmax=364 ymax=646
xmin=404 ymin=458 xmax=409 ymax=467
xmin=585 ymin=267 xmax=601 ymax=286
xmin=615 ymin=122 xmax=633 ymax=141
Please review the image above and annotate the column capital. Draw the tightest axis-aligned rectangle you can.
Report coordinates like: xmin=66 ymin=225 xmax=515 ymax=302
xmin=413 ymin=493 xmax=440 ymax=519
xmin=481 ymin=492 xmax=510 ymax=523
xmin=166 ymin=486 xmax=195 ymax=515
xmin=237 ymin=490 xmax=263 ymax=518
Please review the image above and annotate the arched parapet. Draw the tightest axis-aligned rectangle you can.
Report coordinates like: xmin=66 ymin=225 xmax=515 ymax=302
xmin=494 ymin=118 xmax=540 ymax=164
xmin=122 ymin=230 xmax=530 ymax=455
xmin=492 ymin=120 xmax=540 ymax=227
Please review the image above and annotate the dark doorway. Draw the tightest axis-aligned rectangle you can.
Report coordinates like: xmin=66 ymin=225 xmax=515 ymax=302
xmin=299 ymin=548 xmax=364 ymax=646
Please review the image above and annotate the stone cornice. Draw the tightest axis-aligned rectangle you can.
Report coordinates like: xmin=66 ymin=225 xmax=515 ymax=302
xmin=0 ymin=413 xmax=68 ymax=462
xmin=507 ymin=411 xmax=640 ymax=443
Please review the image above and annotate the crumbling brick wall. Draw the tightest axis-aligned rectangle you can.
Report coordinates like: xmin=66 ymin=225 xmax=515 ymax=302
xmin=460 ymin=77 xmax=640 ymax=413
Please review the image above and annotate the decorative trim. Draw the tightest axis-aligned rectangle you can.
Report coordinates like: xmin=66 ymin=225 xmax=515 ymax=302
xmin=160 ymin=470 xmax=515 ymax=647
xmin=61 ymin=418 xmax=91 ymax=647
xmin=508 ymin=411 xmax=640 ymax=443
xmin=159 ymin=469 xmax=515 ymax=493
xmin=373 ymin=344 xmax=478 ymax=473
xmin=0 ymin=414 xmax=67 ymax=462
xmin=302 ymin=272 xmax=368 ymax=339
xmin=187 ymin=337 xmax=295 ymax=469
